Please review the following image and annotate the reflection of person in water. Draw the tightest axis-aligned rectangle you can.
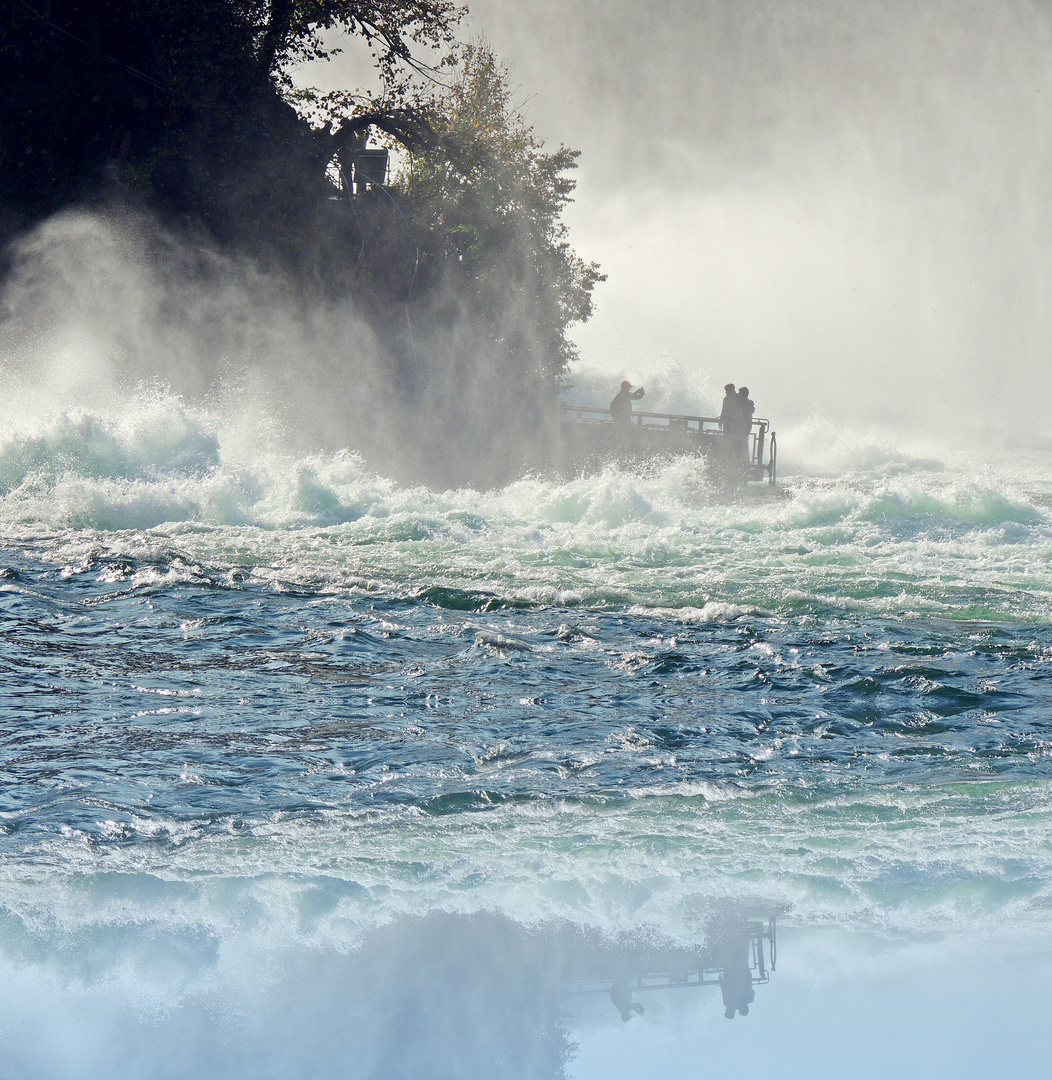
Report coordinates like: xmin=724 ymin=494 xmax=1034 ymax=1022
xmin=719 ymin=958 xmax=755 ymax=1019
xmin=610 ymin=381 xmax=645 ymax=428
xmin=705 ymin=911 xmax=758 ymax=1019
xmin=609 ymin=976 xmax=645 ymax=1021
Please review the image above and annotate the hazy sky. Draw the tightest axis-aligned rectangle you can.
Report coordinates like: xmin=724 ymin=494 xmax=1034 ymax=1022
xmin=307 ymin=1 xmax=1052 ymax=430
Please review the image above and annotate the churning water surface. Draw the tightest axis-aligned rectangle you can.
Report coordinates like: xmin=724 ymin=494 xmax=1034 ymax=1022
xmin=2 ymin=392 xmax=1051 ymax=1078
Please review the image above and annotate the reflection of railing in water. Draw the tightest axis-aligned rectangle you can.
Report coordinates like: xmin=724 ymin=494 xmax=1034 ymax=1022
xmin=559 ymin=405 xmax=778 ymax=484
xmin=560 ymin=915 xmax=778 ymax=999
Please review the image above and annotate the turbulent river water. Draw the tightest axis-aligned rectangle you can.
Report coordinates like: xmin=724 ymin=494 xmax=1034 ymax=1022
xmin=2 ymin=391 xmax=1051 ymax=1078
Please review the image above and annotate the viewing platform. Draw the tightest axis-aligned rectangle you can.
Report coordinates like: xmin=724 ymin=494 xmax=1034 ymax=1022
xmin=555 ymin=405 xmax=778 ymax=484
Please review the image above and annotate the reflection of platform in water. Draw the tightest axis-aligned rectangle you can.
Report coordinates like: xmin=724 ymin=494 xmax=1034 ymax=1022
xmin=561 ymin=915 xmax=778 ymax=999
xmin=554 ymin=405 xmax=778 ymax=484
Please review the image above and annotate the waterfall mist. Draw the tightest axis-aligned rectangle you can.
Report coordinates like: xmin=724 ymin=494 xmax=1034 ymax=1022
xmin=6 ymin=0 xmax=1050 ymax=480
xmin=0 ymin=205 xmax=561 ymax=489
xmin=461 ymin=0 xmax=1052 ymax=434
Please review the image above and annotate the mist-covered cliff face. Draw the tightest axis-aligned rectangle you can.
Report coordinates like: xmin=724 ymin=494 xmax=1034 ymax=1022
xmin=463 ymin=0 xmax=1052 ymax=434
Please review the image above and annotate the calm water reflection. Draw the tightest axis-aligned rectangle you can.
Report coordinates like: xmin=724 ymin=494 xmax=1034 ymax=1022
xmin=568 ymin=923 xmax=1052 ymax=1080
xmin=324 ymin=907 xmax=1049 ymax=1080
xmin=324 ymin=904 xmax=778 ymax=1078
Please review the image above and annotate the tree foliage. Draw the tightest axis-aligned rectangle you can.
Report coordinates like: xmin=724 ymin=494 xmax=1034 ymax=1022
xmin=396 ymin=43 xmax=604 ymax=388
xmin=0 ymin=1 xmax=460 ymax=243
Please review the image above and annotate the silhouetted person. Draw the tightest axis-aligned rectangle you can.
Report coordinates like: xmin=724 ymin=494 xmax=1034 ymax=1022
xmin=610 ymin=381 xmax=644 ymax=429
xmin=736 ymin=386 xmax=755 ymax=469
xmin=719 ymin=383 xmax=738 ymax=433
xmin=609 ymin=976 xmax=645 ymax=1021
xmin=718 ymin=383 xmax=743 ymax=477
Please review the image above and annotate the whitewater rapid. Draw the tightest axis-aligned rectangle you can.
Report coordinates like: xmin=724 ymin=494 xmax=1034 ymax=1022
xmin=2 ymin=389 xmax=1051 ymax=621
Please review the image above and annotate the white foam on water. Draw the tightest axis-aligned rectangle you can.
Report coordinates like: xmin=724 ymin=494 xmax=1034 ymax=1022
xmin=2 ymin=392 xmax=1051 ymax=620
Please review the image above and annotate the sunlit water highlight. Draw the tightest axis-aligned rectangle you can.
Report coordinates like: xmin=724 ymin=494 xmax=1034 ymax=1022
xmin=2 ymin=392 xmax=1051 ymax=1077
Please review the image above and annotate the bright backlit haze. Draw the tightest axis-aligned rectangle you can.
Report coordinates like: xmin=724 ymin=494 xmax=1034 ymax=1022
xmin=302 ymin=0 xmax=1052 ymax=433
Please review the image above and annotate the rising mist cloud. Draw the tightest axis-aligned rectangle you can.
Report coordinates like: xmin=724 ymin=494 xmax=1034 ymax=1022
xmin=461 ymin=0 xmax=1052 ymax=433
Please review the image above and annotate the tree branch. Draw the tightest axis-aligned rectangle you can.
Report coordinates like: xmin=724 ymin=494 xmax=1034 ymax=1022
xmin=328 ymin=108 xmax=441 ymax=157
xmin=256 ymin=0 xmax=296 ymax=86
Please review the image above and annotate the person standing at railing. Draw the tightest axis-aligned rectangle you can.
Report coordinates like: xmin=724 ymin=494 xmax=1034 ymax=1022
xmin=719 ymin=384 xmax=738 ymax=434
xmin=719 ymin=383 xmax=755 ymax=477
xmin=719 ymin=383 xmax=742 ymax=468
xmin=609 ymin=381 xmax=645 ymax=428
xmin=736 ymin=386 xmax=755 ymax=465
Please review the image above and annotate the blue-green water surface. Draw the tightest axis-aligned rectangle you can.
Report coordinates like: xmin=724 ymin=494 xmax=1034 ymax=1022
xmin=2 ymin=398 xmax=1051 ymax=1077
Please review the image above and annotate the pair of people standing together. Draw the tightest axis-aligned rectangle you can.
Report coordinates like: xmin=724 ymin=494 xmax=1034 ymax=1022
xmin=720 ymin=383 xmax=755 ymax=467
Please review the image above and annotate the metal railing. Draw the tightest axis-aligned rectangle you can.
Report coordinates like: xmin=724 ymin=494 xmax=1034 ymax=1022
xmin=560 ymin=404 xmax=724 ymax=435
xmin=560 ymin=404 xmax=777 ymax=482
